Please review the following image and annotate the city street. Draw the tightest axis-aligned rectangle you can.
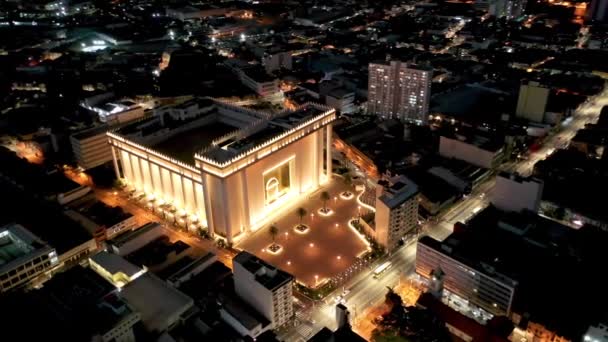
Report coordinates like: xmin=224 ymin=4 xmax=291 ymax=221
xmin=278 ymin=87 xmax=608 ymax=341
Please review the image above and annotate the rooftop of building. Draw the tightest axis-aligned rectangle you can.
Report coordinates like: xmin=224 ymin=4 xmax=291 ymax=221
xmin=107 ymin=222 xmax=161 ymax=248
xmin=0 ymin=183 xmax=94 ymax=255
xmin=416 ymin=293 xmax=512 ymax=342
xmin=166 ymin=252 xmax=216 ymax=284
xmin=220 ymin=292 xmax=271 ymax=330
xmin=233 ymin=251 xmax=294 ymax=291
xmin=241 ymin=65 xmax=277 ymax=83
xmin=307 ymin=325 xmax=367 ymax=342
xmin=0 ymin=223 xmax=52 ymax=270
xmin=121 ymin=272 xmax=194 ymax=331
xmin=71 ymin=124 xmax=111 ymax=140
xmin=0 ymin=266 xmax=136 ymax=341
xmin=441 ymin=128 xmax=504 ymax=153
xmin=201 ymin=104 xmax=331 ymax=164
xmin=378 ymin=175 xmax=419 ymax=209
xmin=420 ymin=205 xmax=608 ymax=339
xmin=68 ymin=194 xmax=133 ymax=228
xmin=90 ymin=251 xmax=144 ymax=279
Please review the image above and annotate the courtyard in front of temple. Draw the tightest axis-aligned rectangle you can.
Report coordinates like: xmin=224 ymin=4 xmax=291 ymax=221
xmin=236 ymin=175 xmax=374 ymax=290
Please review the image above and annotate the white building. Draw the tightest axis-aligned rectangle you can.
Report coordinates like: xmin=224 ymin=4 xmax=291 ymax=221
xmin=70 ymin=125 xmax=114 ymax=170
xmin=89 ymin=251 xmax=147 ymax=288
xmin=121 ymin=273 xmax=194 ymax=333
xmin=516 ymin=81 xmax=550 ymax=123
xmin=108 ymin=99 xmax=335 ymax=243
xmin=439 ymin=135 xmax=504 ymax=169
xmin=367 ymin=61 xmax=432 ymax=124
xmin=375 ymin=176 xmax=419 ymax=251
xmin=492 ymin=172 xmax=543 ymax=213
xmin=233 ymin=251 xmax=294 ymax=329
xmin=416 ymin=236 xmax=518 ymax=316
xmin=0 ymin=223 xmax=58 ymax=293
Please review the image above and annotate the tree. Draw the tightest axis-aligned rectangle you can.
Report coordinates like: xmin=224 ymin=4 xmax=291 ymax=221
xmin=320 ymin=191 xmax=331 ymax=211
xmin=269 ymin=225 xmax=279 ymax=242
xmin=296 ymin=207 xmax=307 ymax=225
xmin=343 ymin=173 xmax=353 ymax=188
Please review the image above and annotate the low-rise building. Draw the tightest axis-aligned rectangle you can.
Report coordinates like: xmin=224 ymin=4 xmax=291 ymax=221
xmin=66 ymin=194 xmax=137 ymax=242
xmin=121 ymin=272 xmax=195 ymax=333
xmin=0 ymin=266 xmax=141 ymax=342
xmin=167 ymin=252 xmax=217 ymax=287
xmin=233 ymin=251 xmax=294 ymax=329
xmin=375 ymin=175 xmax=420 ymax=251
xmin=89 ymin=251 xmax=147 ymax=288
xmin=439 ymin=134 xmax=505 ymax=169
xmin=107 ymin=222 xmax=163 ymax=256
xmin=0 ymin=223 xmax=58 ymax=293
xmin=491 ymin=172 xmax=543 ymax=214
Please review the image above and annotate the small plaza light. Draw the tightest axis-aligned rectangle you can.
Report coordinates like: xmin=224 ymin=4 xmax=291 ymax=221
xmin=309 ymin=243 xmax=314 ymax=247
xmin=337 ymin=255 xmax=341 ymax=260
xmin=287 ymin=261 xmax=291 ymax=265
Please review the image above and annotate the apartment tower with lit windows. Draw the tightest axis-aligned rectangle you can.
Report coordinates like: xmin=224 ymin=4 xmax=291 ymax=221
xmin=367 ymin=61 xmax=432 ymax=124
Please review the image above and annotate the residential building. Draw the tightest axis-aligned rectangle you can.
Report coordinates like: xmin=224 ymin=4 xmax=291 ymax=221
xmin=375 ymin=176 xmax=419 ymax=251
xmin=0 ymin=223 xmax=58 ymax=293
xmin=516 ymin=81 xmax=550 ymax=123
xmin=416 ymin=235 xmax=518 ymax=316
xmin=367 ymin=61 xmax=432 ymax=124
xmin=491 ymin=172 xmax=543 ymax=213
xmin=233 ymin=251 xmax=294 ymax=329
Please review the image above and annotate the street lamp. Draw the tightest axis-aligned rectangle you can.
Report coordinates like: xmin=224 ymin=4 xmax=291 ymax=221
xmin=315 ymin=274 xmax=319 ymax=287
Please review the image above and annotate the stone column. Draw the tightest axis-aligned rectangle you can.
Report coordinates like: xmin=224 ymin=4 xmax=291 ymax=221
xmin=110 ymin=146 xmax=121 ymax=179
xmin=326 ymin=124 xmax=332 ymax=181
xmin=201 ymin=174 xmax=215 ymax=236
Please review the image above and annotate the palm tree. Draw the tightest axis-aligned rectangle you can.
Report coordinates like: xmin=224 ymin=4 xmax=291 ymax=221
xmin=320 ymin=191 xmax=331 ymax=211
xmin=343 ymin=172 xmax=353 ymax=188
xmin=296 ymin=207 xmax=307 ymax=225
xmin=269 ymin=225 xmax=279 ymax=242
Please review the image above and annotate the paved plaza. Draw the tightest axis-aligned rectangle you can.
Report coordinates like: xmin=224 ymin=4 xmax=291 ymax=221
xmin=236 ymin=176 xmax=372 ymax=289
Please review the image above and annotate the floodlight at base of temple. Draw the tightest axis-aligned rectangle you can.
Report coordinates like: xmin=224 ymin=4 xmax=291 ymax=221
xmin=340 ymin=191 xmax=354 ymax=200
xmin=317 ymin=208 xmax=334 ymax=216
xmin=294 ymin=224 xmax=310 ymax=234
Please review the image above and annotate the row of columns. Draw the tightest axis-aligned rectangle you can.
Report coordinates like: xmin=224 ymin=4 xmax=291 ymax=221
xmin=112 ymin=145 xmax=206 ymax=225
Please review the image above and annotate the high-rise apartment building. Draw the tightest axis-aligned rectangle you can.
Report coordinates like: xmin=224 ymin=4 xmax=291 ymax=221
xmin=368 ymin=61 xmax=432 ymax=124
xmin=233 ymin=251 xmax=294 ymax=329
xmin=476 ymin=0 xmax=527 ymax=19
xmin=375 ymin=176 xmax=420 ymax=251
xmin=516 ymin=81 xmax=550 ymax=123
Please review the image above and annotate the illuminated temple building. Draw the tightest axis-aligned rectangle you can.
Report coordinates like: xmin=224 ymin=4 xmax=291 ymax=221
xmin=107 ymin=98 xmax=336 ymax=242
